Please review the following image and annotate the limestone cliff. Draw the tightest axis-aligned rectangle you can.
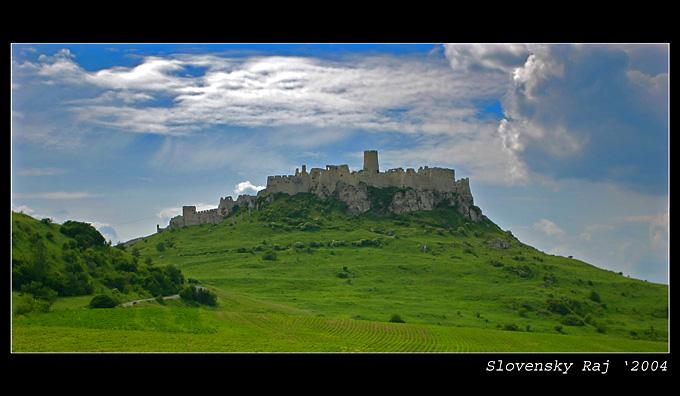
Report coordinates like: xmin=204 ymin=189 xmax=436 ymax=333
xmin=160 ymin=150 xmax=484 ymax=232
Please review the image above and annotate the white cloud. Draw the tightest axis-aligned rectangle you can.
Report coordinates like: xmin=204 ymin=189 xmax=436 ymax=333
xmin=156 ymin=206 xmax=181 ymax=220
xmin=443 ymin=43 xmax=531 ymax=74
xmin=13 ymin=191 xmax=100 ymax=199
xmin=532 ymin=218 xmax=565 ymax=237
xmin=614 ymin=208 xmax=669 ymax=248
xmin=11 ymin=203 xmax=36 ymax=215
xmin=234 ymin=181 xmax=266 ymax=196
xmin=497 ymin=44 xmax=668 ymax=194
xmin=20 ymin=49 xmax=507 ymax=138
xmin=18 ymin=167 xmax=68 ymax=176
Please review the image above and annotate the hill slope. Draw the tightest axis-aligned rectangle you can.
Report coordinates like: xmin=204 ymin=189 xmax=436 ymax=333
xmin=11 ymin=192 xmax=668 ymax=352
xmin=131 ymin=192 xmax=668 ymax=343
xmin=11 ymin=211 xmax=186 ymax=309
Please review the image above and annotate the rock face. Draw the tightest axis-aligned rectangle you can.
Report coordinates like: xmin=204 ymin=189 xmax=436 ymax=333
xmin=388 ymin=188 xmax=483 ymax=222
xmin=161 ymin=150 xmax=485 ymax=232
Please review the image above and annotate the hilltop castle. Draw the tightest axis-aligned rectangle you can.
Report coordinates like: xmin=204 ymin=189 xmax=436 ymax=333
xmin=158 ymin=150 xmax=483 ymax=232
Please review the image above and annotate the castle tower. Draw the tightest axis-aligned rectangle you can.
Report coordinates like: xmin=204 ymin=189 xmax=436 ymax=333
xmin=183 ymin=206 xmax=197 ymax=217
xmin=363 ymin=150 xmax=379 ymax=173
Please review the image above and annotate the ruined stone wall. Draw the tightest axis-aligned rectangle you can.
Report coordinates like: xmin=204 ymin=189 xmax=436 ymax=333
xmin=260 ymin=164 xmax=459 ymax=197
xmin=160 ymin=150 xmax=482 ymax=233
xmin=169 ymin=207 xmax=223 ymax=228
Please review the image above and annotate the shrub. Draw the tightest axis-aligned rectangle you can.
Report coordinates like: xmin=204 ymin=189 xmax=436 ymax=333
xmin=546 ymin=298 xmax=571 ymax=315
xmin=502 ymin=323 xmax=520 ymax=331
xmin=389 ymin=313 xmax=405 ymax=323
xmin=588 ymin=290 xmax=601 ymax=303
xmin=560 ymin=314 xmax=585 ymax=326
xmin=14 ymin=294 xmax=52 ymax=315
xmin=89 ymin=294 xmax=118 ymax=309
xmin=156 ymin=242 xmax=166 ymax=252
xmin=351 ymin=238 xmax=380 ymax=247
xmin=180 ymin=286 xmax=217 ymax=306
xmin=262 ymin=250 xmax=277 ymax=261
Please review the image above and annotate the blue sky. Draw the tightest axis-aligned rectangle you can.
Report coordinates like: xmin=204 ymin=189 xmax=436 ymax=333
xmin=11 ymin=43 xmax=668 ymax=284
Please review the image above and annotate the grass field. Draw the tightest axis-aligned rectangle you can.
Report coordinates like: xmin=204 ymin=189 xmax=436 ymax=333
xmin=11 ymin=193 xmax=669 ymax=353
xmin=12 ymin=301 xmax=667 ymax=353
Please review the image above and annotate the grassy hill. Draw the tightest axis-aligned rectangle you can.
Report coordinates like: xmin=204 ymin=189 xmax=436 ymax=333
xmin=11 ymin=192 xmax=669 ymax=352
xmin=11 ymin=211 xmax=186 ymax=312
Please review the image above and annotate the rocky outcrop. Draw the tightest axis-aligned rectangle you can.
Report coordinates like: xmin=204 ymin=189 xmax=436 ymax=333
xmin=387 ymin=188 xmax=483 ymax=222
xmin=331 ymin=181 xmax=371 ymax=214
xmin=321 ymin=181 xmax=484 ymax=222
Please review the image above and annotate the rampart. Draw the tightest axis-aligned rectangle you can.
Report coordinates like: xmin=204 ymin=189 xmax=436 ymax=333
xmin=159 ymin=150 xmax=482 ymax=232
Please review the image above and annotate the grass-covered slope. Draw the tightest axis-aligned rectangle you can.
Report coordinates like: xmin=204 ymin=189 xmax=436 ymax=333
xmin=11 ymin=191 xmax=669 ymax=352
xmin=132 ymin=193 xmax=668 ymax=341
xmin=11 ymin=211 xmax=186 ymax=311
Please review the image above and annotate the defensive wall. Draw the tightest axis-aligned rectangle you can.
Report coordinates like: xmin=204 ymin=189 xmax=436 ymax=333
xmin=159 ymin=150 xmax=477 ymax=232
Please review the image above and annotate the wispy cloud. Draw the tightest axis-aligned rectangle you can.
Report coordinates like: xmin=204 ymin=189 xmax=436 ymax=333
xmin=16 ymin=49 xmax=504 ymax=138
xmin=14 ymin=191 xmax=100 ymax=199
xmin=18 ymin=167 xmax=68 ymax=176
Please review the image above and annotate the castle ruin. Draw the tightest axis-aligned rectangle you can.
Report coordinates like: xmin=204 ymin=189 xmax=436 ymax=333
xmin=158 ymin=150 xmax=483 ymax=232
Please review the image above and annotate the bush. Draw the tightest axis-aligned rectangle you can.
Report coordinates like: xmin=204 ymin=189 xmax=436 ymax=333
xmin=180 ymin=286 xmax=217 ymax=306
xmin=560 ymin=314 xmax=585 ymax=326
xmin=351 ymin=238 xmax=380 ymax=247
xmin=389 ymin=313 xmax=405 ymax=323
xmin=588 ymin=290 xmax=601 ymax=303
xmin=502 ymin=323 xmax=520 ymax=331
xmin=262 ymin=250 xmax=277 ymax=261
xmin=89 ymin=294 xmax=118 ymax=308
xmin=14 ymin=294 xmax=52 ymax=315
xmin=546 ymin=298 xmax=571 ymax=315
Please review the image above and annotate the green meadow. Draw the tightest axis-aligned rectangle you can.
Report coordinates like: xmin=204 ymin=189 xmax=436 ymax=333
xmin=11 ymin=193 xmax=669 ymax=352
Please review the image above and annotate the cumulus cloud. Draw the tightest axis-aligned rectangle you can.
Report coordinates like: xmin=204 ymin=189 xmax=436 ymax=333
xmin=14 ymin=45 xmax=668 ymax=194
xmin=443 ymin=43 xmax=531 ymax=74
xmin=532 ymin=218 xmax=565 ymax=237
xmin=234 ymin=181 xmax=266 ymax=195
xmin=497 ymin=44 xmax=668 ymax=194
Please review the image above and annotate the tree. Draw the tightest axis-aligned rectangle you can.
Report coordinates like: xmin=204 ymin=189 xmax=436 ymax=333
xmin=180 ymin=286 xmax=217 ymax=306
xmin=89 ymin=294 xmax=118 ymax=308
xmin=389 ymin=313 xmax=405 ymax=323
xmin=60 ymin=221 xmax=105 ymax=249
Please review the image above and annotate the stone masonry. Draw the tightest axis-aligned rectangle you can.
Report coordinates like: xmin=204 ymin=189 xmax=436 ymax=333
xmin=158 ymin=150 xmax=484 ymax=232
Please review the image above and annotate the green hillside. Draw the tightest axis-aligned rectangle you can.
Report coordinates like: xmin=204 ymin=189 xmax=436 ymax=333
xmin=11 ymin=211 xmax=186 ymax=312
xmin=11 ymin=192 xmax=669 ymax=352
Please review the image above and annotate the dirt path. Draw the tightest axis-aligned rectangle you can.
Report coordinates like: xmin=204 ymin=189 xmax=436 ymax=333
xmin=121 ymin=294 xmax=179 ymax=307
xmin=120 ymin=286 xmax=206 ymax=307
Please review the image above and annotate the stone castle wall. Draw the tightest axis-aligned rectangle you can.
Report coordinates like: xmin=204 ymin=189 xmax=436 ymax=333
xmin=160 ymin=150 xmax=482 ymax=232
